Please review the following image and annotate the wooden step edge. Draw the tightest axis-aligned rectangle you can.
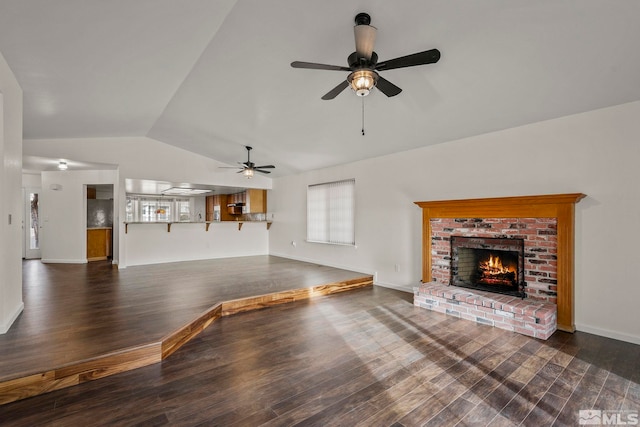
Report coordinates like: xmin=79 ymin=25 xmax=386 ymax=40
xmin=161 ymin=303 xmax=223 ymax=359
xmin=0 ymin=342 xmax=161 ymax=406
xmin=221 ymin=275 xmax=374 ymax=316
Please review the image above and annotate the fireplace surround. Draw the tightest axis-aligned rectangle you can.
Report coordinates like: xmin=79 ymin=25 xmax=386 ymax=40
xmin=415 ymin=193 xmax=585 ymax=333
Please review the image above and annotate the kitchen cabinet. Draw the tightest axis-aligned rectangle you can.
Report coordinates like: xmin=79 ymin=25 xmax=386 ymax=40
xmin=245 ymin=189 xmax=266 ymax=213
xmin=87 ymin=228 xmax=112 ymax=261
xmin=205 ymin=196 xmax=214 ymax=221
xmin=205 ymin=190 xmax=267 ymax=220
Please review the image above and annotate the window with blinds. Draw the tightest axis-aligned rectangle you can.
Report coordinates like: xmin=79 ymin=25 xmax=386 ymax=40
xmin=307 ymin=179 xmax=355 ymax=245
xmin=125 ymin=196 xmax=193 ymax=222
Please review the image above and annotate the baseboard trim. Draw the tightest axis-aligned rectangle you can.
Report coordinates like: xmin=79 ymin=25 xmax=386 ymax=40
xmin=575 ymin=323 xmax=640 ymax=345
xmin=0 ymin=302 xmax=24 ymax=335
xmin=41 ymin=259 xmax=88 ymax=264
xmin=373 ymin=281 xmax=415 ymax=294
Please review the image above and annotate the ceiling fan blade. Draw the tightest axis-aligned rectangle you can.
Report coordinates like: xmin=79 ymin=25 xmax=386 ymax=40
xmin=376 ymin=76 xmax=402 ymax=97
xmin=354 ymin=24 xmax=376 ymax=60
xmin=322 ymin=80 xmax=349 ymax=100
xmin=255 ymin=165 xmax=275 ymax=169
xmin=376 ymin=48 xmax=441 ymax=71
xmin=255 ymin=169 xmax=272 ymax=174
xmin=291 ymin=61 xmax=350 ymax=72
xmin=219 ymin=166 xmax=243 ymax=169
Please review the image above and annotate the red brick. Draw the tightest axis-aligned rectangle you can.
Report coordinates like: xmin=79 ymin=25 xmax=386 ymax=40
xmin=515 ymin=326 xmax=535 ymax=337
xmin=494 ymin=321 xmax=515 ymax=332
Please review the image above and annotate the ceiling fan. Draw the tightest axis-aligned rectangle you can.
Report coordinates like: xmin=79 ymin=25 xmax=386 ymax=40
xmin=291 ymin=12 xmax=440 ymax=100
xmin=220 ymin=146 xmax=275 ymax=179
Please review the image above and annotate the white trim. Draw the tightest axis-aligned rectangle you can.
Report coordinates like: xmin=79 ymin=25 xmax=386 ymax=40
xmin=41 ymin=259 xmax=88 ymax=264
xmin=373 ymin=280 xmax=415 ymax=294
xmin=575 ymin=323 xmax=640 ymax=346
xmin=305 ymin=240 xmax=356 ymax=247
xmin=0 ymin=302 xmax=24 ymax=334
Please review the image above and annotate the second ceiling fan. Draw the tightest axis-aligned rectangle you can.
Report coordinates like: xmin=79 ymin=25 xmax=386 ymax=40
xmin=291 ymin=12 xmax=441 ymax=100
xmin=220 ymin=146 xmax=275 ymax=179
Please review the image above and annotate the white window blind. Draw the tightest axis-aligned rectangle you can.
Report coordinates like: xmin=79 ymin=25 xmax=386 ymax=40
xmin=307 ymin=179 xmax=355 ymax=245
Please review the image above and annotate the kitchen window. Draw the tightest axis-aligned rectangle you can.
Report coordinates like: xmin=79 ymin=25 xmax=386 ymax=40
xmin=126 ymin=196 xmax=193 ymax=222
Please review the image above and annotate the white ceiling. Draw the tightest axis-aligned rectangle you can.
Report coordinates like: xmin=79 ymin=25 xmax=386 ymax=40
xmin=1 ymin=1 xmax=639 ymax=177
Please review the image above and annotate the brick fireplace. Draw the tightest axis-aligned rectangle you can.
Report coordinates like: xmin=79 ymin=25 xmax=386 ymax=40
xmin=432 ymin=218 xmax=558 ymax=302
xmin=414 ymin=194 xmax=585 ymax=334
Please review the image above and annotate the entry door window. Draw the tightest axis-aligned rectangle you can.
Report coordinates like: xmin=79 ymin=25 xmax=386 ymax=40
xmin=29 ymin=192 xmax=39 ymax=249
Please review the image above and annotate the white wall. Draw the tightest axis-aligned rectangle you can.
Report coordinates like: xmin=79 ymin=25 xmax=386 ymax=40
xmin=269 ymin=101 xmax=640 ymax=345
xmin=125 ymin=221 xmax=268 ymax=266
xmin=0 ymin=51 xmax=23 ymax=333
xmin=25 ymin=137 xmax=272 ymax=267
xmin=40 ymin=169 xmax=118 ymax=263
xmin=22 ymin=172 xmax=41 ymax=188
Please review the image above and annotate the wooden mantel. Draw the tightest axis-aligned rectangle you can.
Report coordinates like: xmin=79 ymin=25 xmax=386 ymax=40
xmin=415 ymin=193 xmax=586 ymax=333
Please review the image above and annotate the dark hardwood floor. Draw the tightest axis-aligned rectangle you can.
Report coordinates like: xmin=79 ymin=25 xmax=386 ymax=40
xmin=0 ymin=256 xmax=369 ymax=382
xmin=1 ymin=273 xmax=639 ymax=426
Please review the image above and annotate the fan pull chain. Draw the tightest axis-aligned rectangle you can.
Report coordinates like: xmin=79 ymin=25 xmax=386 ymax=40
xmin=361 ymin=97 xmax=365 ymax=136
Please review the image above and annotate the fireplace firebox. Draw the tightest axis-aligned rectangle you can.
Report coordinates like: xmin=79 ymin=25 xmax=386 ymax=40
xmin=450 ymin=236 xmax=526 ymax=298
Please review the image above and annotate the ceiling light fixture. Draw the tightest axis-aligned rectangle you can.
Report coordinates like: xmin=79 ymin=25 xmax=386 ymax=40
xmin=347 ymin=69 xmax=378 ymax=97
xmin=161 ymin=187 xmax=211 ymax=196
xmin=243 ymin=168 xmax=254 ymax=179
xmin=58 ymin=161 xmax=68 ymax=170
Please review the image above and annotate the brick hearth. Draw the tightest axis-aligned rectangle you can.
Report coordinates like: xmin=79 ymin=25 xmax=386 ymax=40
xmin=414 ymin=282 xmax=557 ymax=339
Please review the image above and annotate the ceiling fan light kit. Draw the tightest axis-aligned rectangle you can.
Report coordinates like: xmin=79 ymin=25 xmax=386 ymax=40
xmin=348 ymin=69 xmax=378 ymax=97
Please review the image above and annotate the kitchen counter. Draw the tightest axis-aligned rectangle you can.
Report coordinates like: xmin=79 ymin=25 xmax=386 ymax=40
xmin=124 ymin=221 xmax=272 ymax=233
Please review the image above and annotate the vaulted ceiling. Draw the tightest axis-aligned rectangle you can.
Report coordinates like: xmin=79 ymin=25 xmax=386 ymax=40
xmin=1 ymin=1 xmax=639 ymax=177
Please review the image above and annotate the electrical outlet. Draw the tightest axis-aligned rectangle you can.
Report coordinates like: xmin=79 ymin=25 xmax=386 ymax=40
xmin=394 ymin=264 xmax=400 ymax=272
xmin=291 ymin=241 xmax=296 ymax=247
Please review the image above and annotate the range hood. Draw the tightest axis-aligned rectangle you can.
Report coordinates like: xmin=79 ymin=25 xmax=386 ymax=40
xmin=227 ymin=203 xmax=244 ymax=215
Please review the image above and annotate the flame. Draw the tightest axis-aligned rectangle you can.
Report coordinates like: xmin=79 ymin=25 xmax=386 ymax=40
xmin=479 ymin=254 xmax=513 ymax=276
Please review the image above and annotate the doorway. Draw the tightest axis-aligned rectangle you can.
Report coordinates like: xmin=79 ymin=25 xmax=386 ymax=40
xmin=23 ymin=187 xmax=42 ymax=259
xmin=86 ymin=184 xmax=114 ymax=262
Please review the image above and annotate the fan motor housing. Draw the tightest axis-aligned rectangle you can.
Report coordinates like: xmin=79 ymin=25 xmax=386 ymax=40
xmin=348 ymin=51 xmax=378 ymax=69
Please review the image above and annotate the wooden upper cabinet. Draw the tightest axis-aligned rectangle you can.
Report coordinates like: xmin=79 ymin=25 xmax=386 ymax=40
xmin=217 ymin=194 xmax=235 ymax=221
xmin=228 ymin=192 xmax=245 ymax=205
xmin=205 ymin=190 xmax=267 ymax=220
xmin=87 ymin=187 xmax=97 ymax=199
xmin=205 ymin=196 xmax=214 ymax=222
xmin=246 ymin=189 xmax=266 ymax=213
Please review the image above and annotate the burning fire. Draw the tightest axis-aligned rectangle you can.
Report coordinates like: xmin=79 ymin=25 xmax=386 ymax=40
xmin=479 ymin=254 xmax=514 ymax=276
